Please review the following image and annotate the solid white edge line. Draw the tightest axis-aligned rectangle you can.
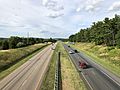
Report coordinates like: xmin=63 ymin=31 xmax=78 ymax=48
xmin=100 ymin=70 xmax=120 ymax=87
xmin=81 ymin=73 xmax=94 ymax=90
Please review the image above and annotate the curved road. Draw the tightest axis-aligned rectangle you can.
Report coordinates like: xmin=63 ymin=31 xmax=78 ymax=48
xmin=0 ymin=44 xmax=56 ymax=90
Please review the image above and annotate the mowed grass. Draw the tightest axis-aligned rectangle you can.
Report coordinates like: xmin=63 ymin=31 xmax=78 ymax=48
xmin=70 ymin=42 xmax=120 ymax=77
xmin=41 ymin=42 xmax=86 ymax=90
xmin=0 ymin=43 xmax=47 ymax=80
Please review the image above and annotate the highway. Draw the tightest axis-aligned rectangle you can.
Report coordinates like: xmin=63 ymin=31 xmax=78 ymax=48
xmin=0 ymin=44 xmax=56 ymax=90
xmin=63 ymin=44 xmax=120 ymax=90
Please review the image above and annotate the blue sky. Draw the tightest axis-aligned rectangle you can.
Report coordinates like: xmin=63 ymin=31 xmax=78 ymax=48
xmin=0 ymin=0 xmax=120 ymax=38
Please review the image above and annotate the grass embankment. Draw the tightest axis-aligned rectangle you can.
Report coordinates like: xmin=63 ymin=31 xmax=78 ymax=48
xmin=41 ymin=42 xmax=86 ymax=90
xmin=70 ymin=42 xmax=120 ymax=77
xmin=0 ymin=43 xmax=47 ymax=80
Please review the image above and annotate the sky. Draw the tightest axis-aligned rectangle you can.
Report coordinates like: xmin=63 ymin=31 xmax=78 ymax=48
xmin=0 ymin=0 xmax=120 ymax=38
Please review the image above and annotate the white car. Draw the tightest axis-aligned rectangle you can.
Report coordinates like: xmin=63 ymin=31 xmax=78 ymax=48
xmin=69 ymin=50 xmax=74 ymax=54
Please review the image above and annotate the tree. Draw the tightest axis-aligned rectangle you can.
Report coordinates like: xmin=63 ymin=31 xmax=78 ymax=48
xmin=16 ymin=42 xmax=25 ymax=48
xmin=2 ymin=40 xmax=9 ymax=50
xmin=115 ymin=30 xmax=120 ymax=48
xmin=9 ymin=36 xmax=22 ymax=49
xmin=69 ymin=14 xmax=120 ymax=47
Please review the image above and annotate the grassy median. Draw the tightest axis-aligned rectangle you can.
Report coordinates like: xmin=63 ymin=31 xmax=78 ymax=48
xmin=70 ymin=42 xmax=120 ymax=77
xmin=0 ymin=43 xmax=47 ymax=80
xmin=41 ymin=42 xmax=86 ymax=90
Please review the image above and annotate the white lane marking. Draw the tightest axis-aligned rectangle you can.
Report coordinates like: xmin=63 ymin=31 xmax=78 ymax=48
xmin=78 ymin=52 xmax=120 ymax=87
xmin=21 ymin=80 xmax=27 ymax=86
xmin=100 ymin=70 xmax=120 ymax=87
xmin=81 ymin=73 xmax=94 ymax=90
xmin=35 ymin=49 xmax=53 ymax=90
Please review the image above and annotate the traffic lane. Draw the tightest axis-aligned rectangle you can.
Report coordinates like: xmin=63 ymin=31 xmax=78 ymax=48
xmin=64 ymin=44 xmax=120 ymax=90
xmin=9 ymin=49 xmax=52 ymax=90
xmin=0 ymin=45 xmax=51 ymax=89
xmin=66 ymin=44 xmax=120 ymax=86
xmin=18 ymin=49 xmax=53 ymax=90
xmin=68 ymin=52 xmax=120 ymax=89
xmin=77 ymin=52 xmax=120 ymax=86
xmin=0 ymin=45 xmax=53 ymax=90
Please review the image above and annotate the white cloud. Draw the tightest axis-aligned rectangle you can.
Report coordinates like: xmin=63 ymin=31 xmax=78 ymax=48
xmin=76 ymin=7 xmax=82 ymax=12
xmin=108 ymin=1 xmax=120 ymax=11
xmin=85 ymin=5 xmax=95 ymax=12
xmin=76 ymin=0 xmax=104 ymax=12
xmin=0 ymin=0 xmax=120 ymax=38
xmin=86 ymin=0 xmax=104 ymax=5
xmin=47 ymin=12 xmax=64 ymax=18
xmin=42 ymin=0 xmax=50 ymax=6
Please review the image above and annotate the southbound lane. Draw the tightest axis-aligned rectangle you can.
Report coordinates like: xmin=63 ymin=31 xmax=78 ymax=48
xmin=63 ymin=44 xmax=120 ymax=90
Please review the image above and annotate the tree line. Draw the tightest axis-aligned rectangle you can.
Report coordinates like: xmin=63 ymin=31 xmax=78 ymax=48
xmin=69 ymin=14 xmax=120 ymax=47
xmin=0 ymin=37 xmax=56 ymax=50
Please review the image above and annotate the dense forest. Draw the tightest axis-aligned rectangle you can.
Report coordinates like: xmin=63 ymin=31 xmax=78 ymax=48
xmin=0 ymin=37 xmax=56 ymax=50
xmin=69 ymin=14 xmax=120 ymax=47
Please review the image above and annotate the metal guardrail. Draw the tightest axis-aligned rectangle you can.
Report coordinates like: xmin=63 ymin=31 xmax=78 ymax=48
xmin=54 ymin=52 xmax=62 ymax=90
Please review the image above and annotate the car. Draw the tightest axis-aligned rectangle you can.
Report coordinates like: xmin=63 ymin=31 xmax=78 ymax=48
xmin=79 ymin=61 xmax=87 ymax=69
xmin=74 ymin=49 xmax=78 ymax=53
xmin=69 ymin=50 xmax=74 ymax=54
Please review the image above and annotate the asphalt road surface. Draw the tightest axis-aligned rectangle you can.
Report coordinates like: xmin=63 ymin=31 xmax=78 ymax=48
xmin=63 ymin=44 xmax=120 ymax=90
xmin=0 ymin=44 xmax=56 ymax=90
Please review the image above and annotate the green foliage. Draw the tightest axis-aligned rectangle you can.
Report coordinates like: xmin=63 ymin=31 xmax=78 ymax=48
xmin=2 ymin=40 xmax=9 ymax=50
xmin=69 ymin=14 xmax=120 ymax=47
xmin=115 ymin=30 xmax=120 ymax=48
xmin=0 ymin=44 xmax=47 ymax=72
xmin=16 ymin=42 xmax=25 ymax=47
xmin=9 ymin=36 xmax=21 ymax=49
xmin=0 ymin=36 xmax=51 ymax=50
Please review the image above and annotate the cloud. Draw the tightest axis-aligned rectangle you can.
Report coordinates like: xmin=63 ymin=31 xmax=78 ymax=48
xmin=108 ymin=1 xmax=120 ymax=11
xmin=42 ymin=0 xmax=64 ymax=11
xmin=47 ymin=12 xmax=64 ymax=18
xmin=0 ymin=0 xmax=120 ymax=38
xmin=42 ymin=0 xmax=50 ymax=6
xmin=76 ymin=0 xmax=104 ymax=12
xmin=76 ymin=7 xmax=82 ymax=12
xmin=85 ymin=5 xmax=95 ymax=12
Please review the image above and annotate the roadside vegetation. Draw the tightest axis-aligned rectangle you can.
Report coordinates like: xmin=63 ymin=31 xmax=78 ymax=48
xmin=69 ymin=15 xmax=120 ymax=48
xmin=0 ymin=43 xmax=47 ymax=79
xmin=70 ymin=42 xmax=120 ymax=77
xmin=41 ymin=42 xmax=86 ymax=90
xmin=0 ymin=36 xmax=56 ymax=50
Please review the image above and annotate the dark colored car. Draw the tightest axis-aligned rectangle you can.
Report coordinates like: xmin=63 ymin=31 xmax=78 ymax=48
xmin=68 ymin=45 xmax=70 ymax=47
xmin=74 ymin=49 xmax=78 ymax=53
xmin=79 ymin=61 xmax=87 ymax=69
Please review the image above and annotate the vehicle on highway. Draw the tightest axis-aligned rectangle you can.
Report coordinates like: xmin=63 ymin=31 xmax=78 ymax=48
xmin=69 ymin=50 xmax=74 ymax=54
xmin=74 ymin=49 xmax=78 ymax=53
xmin=79 ymin=61 xmax=87 ymax=69
xmin=68 ymin=45 xmax=70 ymax=47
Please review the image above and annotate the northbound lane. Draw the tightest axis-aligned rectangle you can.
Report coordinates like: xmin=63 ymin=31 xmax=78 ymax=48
xmin=64 ymin=44 xmax=120 ymax=90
